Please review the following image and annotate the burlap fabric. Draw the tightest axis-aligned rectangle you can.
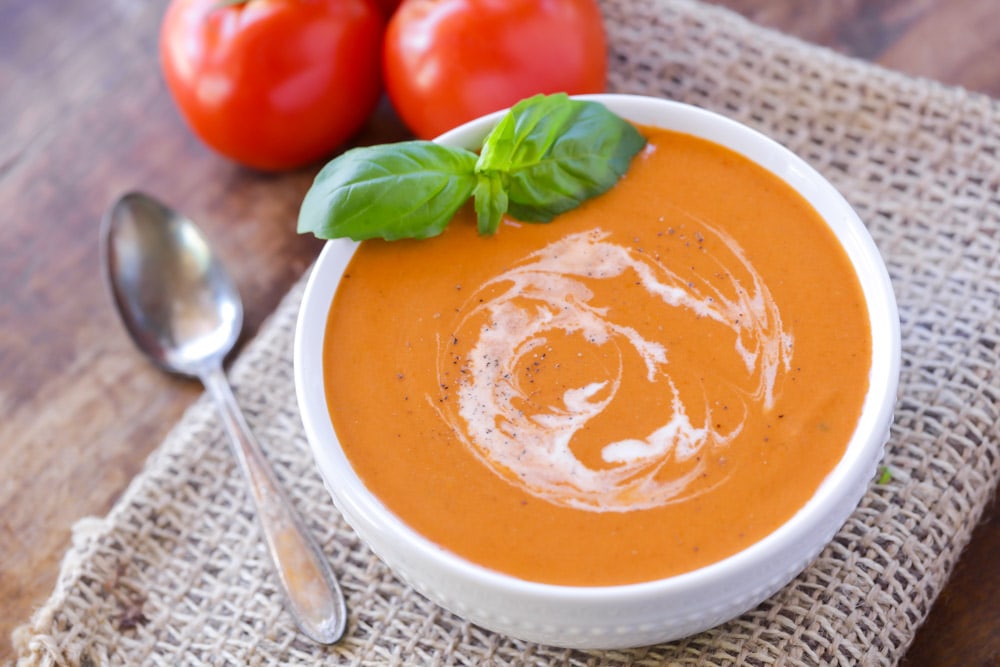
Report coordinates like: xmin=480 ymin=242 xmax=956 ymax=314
xmin=13 ymin=0 xmax=1000 ymax=664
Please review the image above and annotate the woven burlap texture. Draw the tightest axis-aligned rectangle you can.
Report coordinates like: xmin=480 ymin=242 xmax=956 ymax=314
xmin=14 ymin=0 xmax=1000 ymax=665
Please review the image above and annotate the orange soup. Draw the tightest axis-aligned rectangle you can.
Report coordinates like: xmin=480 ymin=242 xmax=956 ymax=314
xmin=322 ymin=127 xmax=871 ymax=586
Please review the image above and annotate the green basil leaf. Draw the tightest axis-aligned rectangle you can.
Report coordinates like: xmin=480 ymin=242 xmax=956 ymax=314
xmin=479 ymin=93 xmax=647 ymax=223
xmin=298 ymin=94 xmax=648 ymax=241
xmin=298 ymin=141 xmax=478 ymax=241
xmin=477 ymin=93 xmax=578 ymax=175
xmin=475 ymin=106 xmax=518 ymax=173
xmin=473 ymin=170 xmax=509 ymax=236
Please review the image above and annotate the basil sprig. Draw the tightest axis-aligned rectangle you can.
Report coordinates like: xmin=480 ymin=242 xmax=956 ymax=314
xmin=298 ymin=94 xmax=646 ymax=241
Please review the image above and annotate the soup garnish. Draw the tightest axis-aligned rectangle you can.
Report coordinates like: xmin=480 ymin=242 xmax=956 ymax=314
xmin=298 ymin=93 xmax=646 ymax=241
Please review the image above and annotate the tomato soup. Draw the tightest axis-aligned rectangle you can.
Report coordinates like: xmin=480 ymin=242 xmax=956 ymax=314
xmin=322 ymin=127 xmax=871 ymax=586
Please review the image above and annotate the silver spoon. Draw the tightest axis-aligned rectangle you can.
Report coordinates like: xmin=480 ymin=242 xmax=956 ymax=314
xmin=100 ymin=191 xmax=346 ymax=644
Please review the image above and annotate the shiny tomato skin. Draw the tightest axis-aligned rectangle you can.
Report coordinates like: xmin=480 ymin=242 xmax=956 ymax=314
xmin=160 ymin=0 xmax=384 ymax=171
xmin=384 ymin=0 xmax=608 ymax=139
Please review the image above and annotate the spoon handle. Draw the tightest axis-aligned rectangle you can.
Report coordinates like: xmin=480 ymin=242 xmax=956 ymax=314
xmin=201 ymin=364 xmax=347 ymax=644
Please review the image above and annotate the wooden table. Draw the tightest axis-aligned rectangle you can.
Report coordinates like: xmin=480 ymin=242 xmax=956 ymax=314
xmin=1 ymin=1 xmax=996 ymax=664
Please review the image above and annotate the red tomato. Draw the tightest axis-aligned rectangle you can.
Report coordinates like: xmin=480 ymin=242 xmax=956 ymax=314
xmin=160 ymin=0 xmax=384 ymax=171
xmin=383 ymin=0 xmax=608 ymax=139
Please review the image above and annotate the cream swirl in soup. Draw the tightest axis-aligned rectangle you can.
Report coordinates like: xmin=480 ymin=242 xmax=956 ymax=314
xmin=435 ymin=225 xmax=792 ymax=512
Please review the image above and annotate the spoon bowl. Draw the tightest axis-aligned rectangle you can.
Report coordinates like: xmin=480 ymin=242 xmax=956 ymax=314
xmin=104 ymin=193 xmax=241 ymax=376
xmin=101 ymin=191 xmax=347 ymax=644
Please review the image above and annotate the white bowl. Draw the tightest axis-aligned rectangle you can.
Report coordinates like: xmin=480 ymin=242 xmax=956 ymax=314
xmin=294 ymin=94 xmax=900 ymax=649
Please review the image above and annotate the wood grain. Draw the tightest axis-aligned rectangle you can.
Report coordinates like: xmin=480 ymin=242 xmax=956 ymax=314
xmin=1 ymin=1 xmax=996 ymax=663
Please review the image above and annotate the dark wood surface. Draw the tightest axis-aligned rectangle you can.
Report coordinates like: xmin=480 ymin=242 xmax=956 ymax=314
xmin=1 ymin=1 xmax=996 ymax=663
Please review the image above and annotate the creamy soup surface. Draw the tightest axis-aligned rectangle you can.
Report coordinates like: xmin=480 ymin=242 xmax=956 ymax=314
xmin=323 ymin=126 xmax=871 ymax=586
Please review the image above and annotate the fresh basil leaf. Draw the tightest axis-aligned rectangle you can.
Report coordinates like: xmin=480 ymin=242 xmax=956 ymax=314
xmin=298 ymin=141 xmax=478 ymax=241
xmin=475 ymin=105 xmax=518 ymax=173
xmin=477 ymin=93 xmax=578 ymax=175
xmin=473 ymin=170 xmax=509 ymax=235
xmin=298 ymin=94 xmax=648 ymax=241
xmin=479 ymin=94 xmax=647 ymax=223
